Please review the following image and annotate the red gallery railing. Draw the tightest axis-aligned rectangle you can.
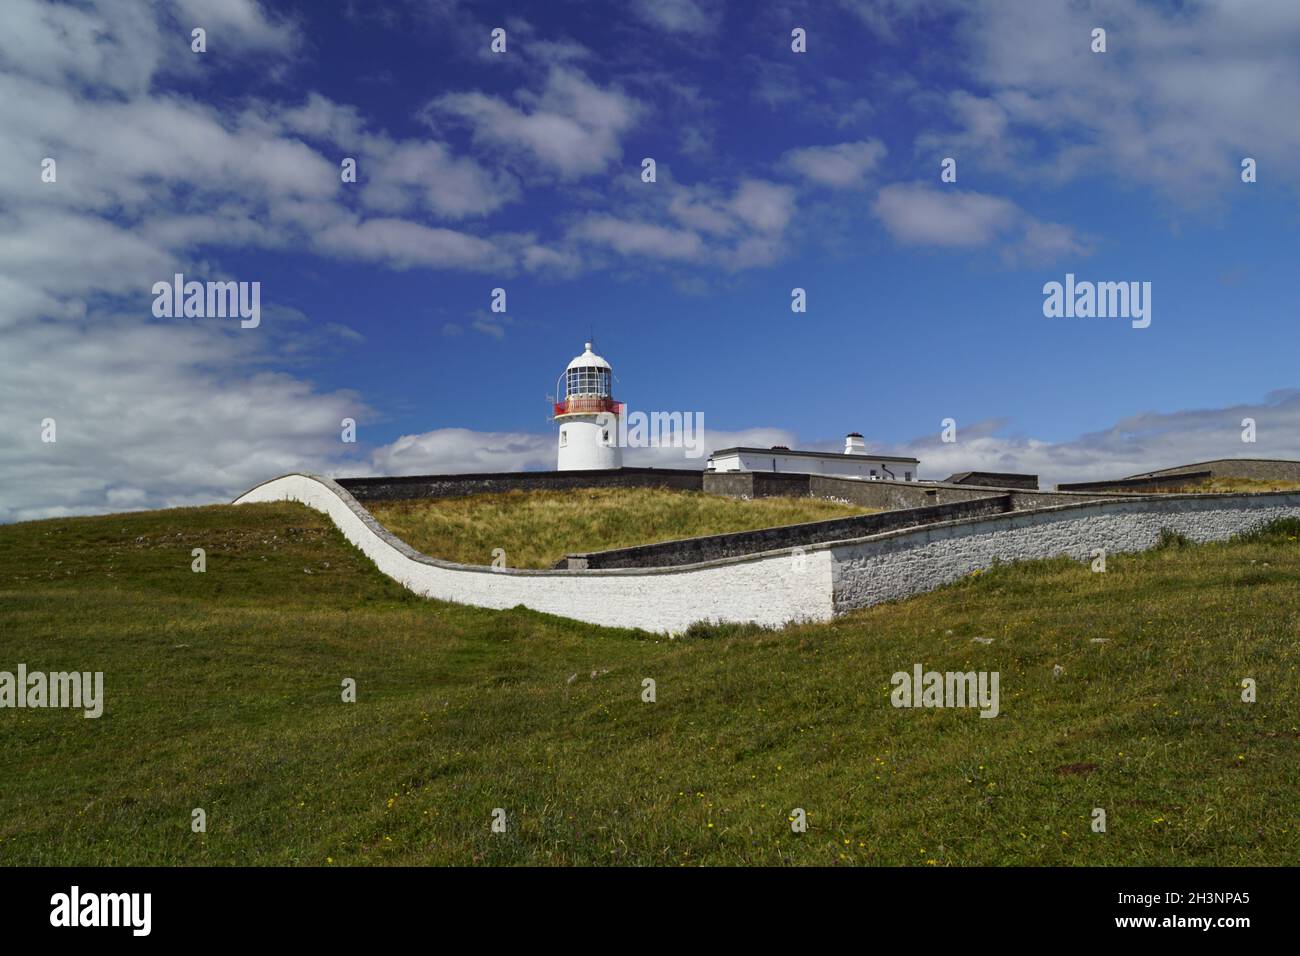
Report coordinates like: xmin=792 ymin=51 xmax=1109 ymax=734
xmin=553 ymin=397 xmax=623 ymax=417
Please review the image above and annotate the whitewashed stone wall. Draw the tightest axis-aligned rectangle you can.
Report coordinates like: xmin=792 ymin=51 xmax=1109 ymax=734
xmin=234 ymin=474 xmax=1300 ymax=633
xmin=830 ymin=494 xmax=1300 ymax=612
xmin=233 ymin=473 xmax=833 ymax=634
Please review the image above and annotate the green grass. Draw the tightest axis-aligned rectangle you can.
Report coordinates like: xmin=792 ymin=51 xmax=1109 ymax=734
xmin=366 ymin=487 xmax=874 ymax=568
xmin=1 ymin=502 xmax=1298 ymax=866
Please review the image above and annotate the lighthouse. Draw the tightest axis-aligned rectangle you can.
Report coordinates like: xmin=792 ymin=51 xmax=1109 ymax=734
xmin=553 ymin=342 xmax=623 ymax=470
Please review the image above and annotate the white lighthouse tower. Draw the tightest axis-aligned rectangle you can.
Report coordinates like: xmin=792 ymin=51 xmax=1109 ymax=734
xmin=554 ymin=341 xmax=623 ymax=470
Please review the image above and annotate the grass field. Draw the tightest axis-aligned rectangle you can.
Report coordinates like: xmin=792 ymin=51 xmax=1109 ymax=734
xmin=1 ymin=501 xmax=1298 ymax=866
xmin=367 ymin=487 xmax=872 ymax=567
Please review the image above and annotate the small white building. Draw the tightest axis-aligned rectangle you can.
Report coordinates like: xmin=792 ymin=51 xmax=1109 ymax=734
xmin=708 ymin=433 xmax=920 ymax=481
xmin=553 ymin=342 xmax=623 ymax=471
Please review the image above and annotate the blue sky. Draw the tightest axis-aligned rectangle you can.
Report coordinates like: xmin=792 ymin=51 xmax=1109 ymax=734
xmin=3 ymin=0 xmax=1300 ymax=521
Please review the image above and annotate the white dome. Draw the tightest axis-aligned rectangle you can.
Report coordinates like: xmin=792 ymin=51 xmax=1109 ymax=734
xmin=566 ymin=341 xmax=611 ymax=371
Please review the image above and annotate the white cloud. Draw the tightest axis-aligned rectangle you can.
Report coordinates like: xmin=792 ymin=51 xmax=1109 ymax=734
xmin=433 ymin=66 xmax=642 ymax=178
xmin=872 ymin=183 xmax=1017 ymax=247
xmin=0 ymin=0 xmax=163 ymax=95
xmin=0 ymin=0 xmax=564 ymax=522
xmin=888 ymin=390 xmax=1300 ymax=490
xmin=630 ymin=0 xmax=720 ymax=36
xmin=171 ymin=0 xmax=300 ymax=54
xmin=367 ymin=428 xmax=554 ymax=476
xmin=729 ymin=179 xmax=796 ymax=233
xmin=928 ymin=0 xmax=1300 ymax=197
xmin=783 ymin=140 xmax=887 ymax=189
xmin=871 ymin=182 xmax=1088 ymax=261
xmin=570 ymin=216 xmax=704 ymax=261
xmin=0 ymin=317 xmax=370 ymax=523
xmin=358 ymin=140 xmax=520 ymax=220
xmin=568 ymin=177 xmax=796 ymax=271
xmin=0 ymin=0 xmax=529 ymax=294
xmin=313 ymin=217 xmax=510 ymax=272
xmin=837 ymin=0 xmax=960 ymax=42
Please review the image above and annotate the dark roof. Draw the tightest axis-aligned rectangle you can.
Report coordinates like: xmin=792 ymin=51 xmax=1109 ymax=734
xmin=711 ymin=446 xmax=919 ymax=464
xmin=946 ymin=471 xmax=1038 ymax=482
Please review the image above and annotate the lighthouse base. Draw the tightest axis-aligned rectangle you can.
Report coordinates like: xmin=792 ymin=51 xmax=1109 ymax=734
xmin=557 ymin=415 xmax=622 ymax=470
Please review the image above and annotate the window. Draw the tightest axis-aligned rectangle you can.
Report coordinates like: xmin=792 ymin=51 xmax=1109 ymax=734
xmin=870 ymin=469 xmax=877 ymax=477
xmin=602 ymin=430 xmax=610 ymax=444
xmin=560 ymin=429 xmax=567 ymax=447
xmin=905 ymin=471 xmax=912 ymax=481
xmin=566 ymin=365 xmax=611 ymax=397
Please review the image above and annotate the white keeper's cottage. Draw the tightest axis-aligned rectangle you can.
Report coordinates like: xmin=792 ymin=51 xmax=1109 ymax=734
xmin=708 ymin=433 xmax=921 ymax=481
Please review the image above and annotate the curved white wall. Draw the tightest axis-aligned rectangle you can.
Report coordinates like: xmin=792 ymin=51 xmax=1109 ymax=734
xmin=233 ymin=473 xmax=828 ymax=633
xmin=234 ymin=473 xmax=1300 ymax=633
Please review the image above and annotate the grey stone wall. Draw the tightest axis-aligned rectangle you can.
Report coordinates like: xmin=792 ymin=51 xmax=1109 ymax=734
xmin=831 ymin=491 xmax=1300 ymax=613
xmin=1005 ymin=488 xmax=1127 ymax=508
xmin=341 ymin=466 xmax=1132 ymax=512
xmin=809 ymin=475 xmax=994 ymax=509
xmin=1128 ymin=459 xmax=1300 ymax=482
xmin=1057 ymin=471 xmax=1213 ymax=493
xmin=807 ymin=476 xmax=1116 ymax=511
xmin=702 ymin=471 xmax=819 ymax=499
xmin=562 ymin=495 xmax=1013 ymax=569
xmin=338 ymin=467 xmax=703 ymax=501
xmin=238 ymin=473 xmax=1300 ymax=633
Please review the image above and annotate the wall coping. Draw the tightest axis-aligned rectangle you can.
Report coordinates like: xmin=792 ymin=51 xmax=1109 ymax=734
xmin=563 ymin=495 xmax=1012 ymax=568
xmin=335 ymin=466 xmax=703 ymax=485
xmin=807 ymin=474 xmax=1127 ymax=498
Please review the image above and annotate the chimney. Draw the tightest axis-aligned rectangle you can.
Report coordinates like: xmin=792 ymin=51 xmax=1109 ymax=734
xmin=844 ymin=432 xmax=865 ymax=455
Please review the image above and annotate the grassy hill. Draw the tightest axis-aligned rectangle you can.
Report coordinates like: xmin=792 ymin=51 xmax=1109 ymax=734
xmin=366 ymin=487 xmax=872 ymax=568
xmin=1 ymin=500 xmax=1298 ymax=866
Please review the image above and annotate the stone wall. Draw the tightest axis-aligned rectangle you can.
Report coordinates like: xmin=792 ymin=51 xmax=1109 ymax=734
xmin=1128 ymin=459 xmax=1300 ymax=482
xmin=701 ymin=470 xmax=823 ymax=499
xmin=831 ymin=492 xmax=1300 ymax=613
xmin=1057 ymin=471 xmax=1213 ymax=493
xmin=338 ymin=467 xmax=703 ymax=501
xmin=806 ymin=475 xmax=1118 ymax=512
xmin=563 ymin=495 xmax=1013 ymax=569
xmin=809 ymin=475 xmax=993 ymax=509
xmin=235 ymin=473 xmax=1300 ymax=634
xmin=338 ymin=466 xmax=1128 ymax=514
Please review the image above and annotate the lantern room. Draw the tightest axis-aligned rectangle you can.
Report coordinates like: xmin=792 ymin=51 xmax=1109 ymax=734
xmin=554 ymin=342 xmax=621 ymax=419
